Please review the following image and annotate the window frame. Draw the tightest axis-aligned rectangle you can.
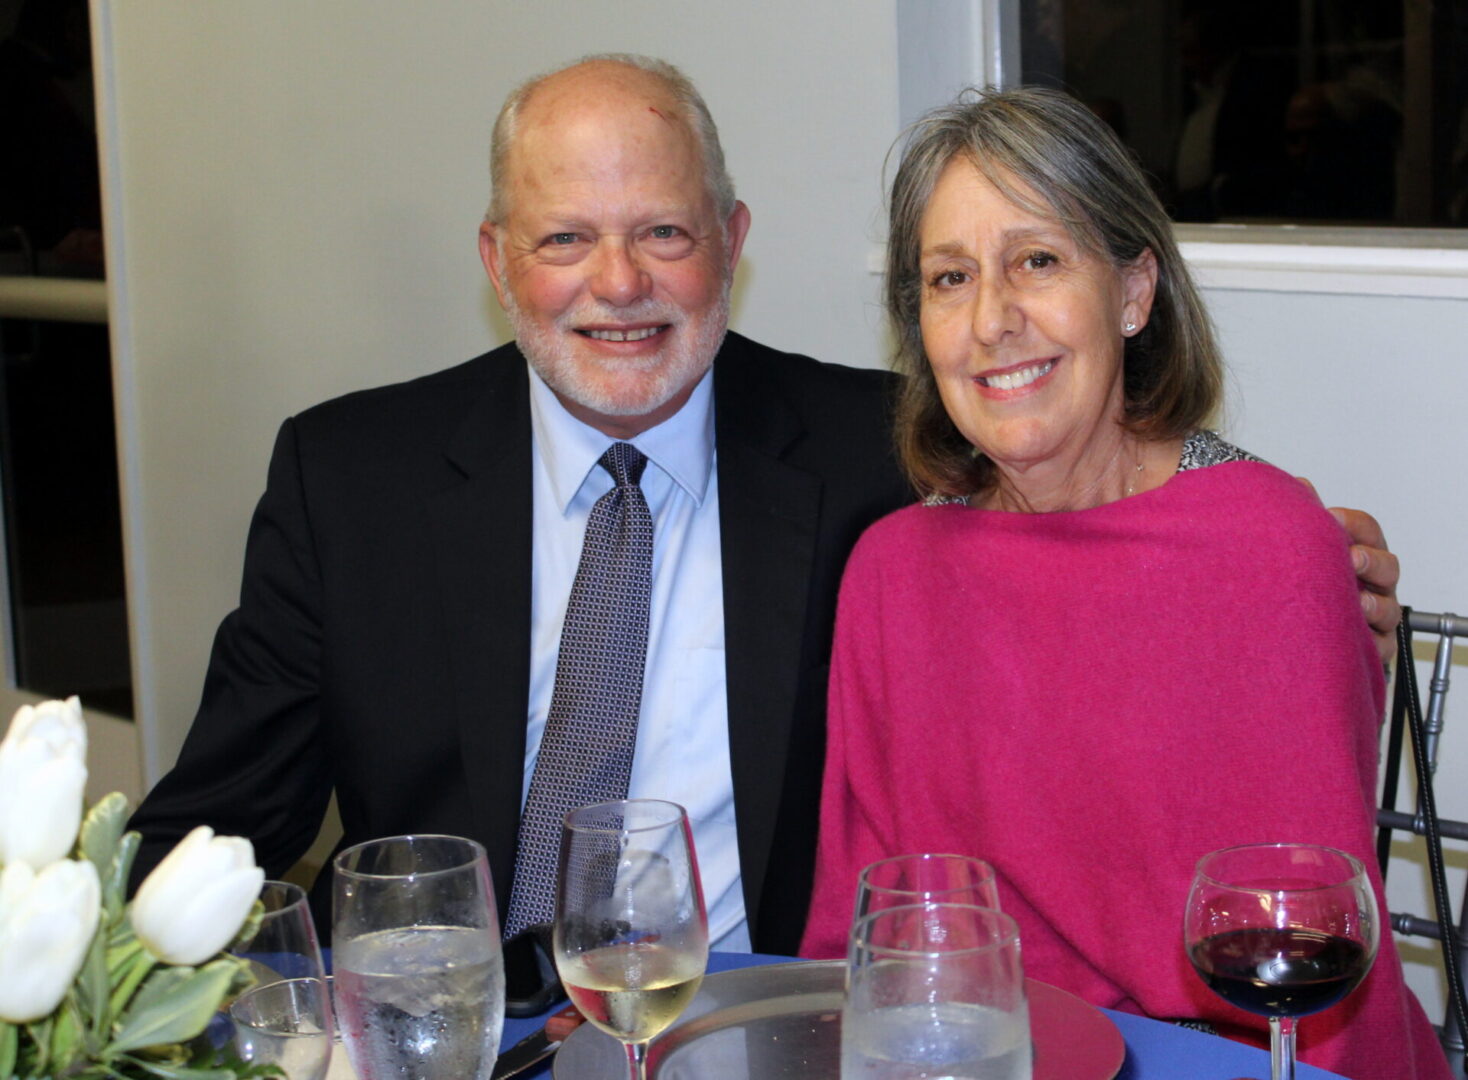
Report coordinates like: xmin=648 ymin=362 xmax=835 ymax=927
xmin=897 ymin=0 xmax=1468 ymax=299
xmin=0 ymin=274 xmax=142 ymax=803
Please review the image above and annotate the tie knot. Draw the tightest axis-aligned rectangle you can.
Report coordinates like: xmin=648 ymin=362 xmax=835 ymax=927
xmin=599 ymin=442 xmax=647 ymax=489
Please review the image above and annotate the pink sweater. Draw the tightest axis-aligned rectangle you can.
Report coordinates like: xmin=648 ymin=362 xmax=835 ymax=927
xmin=801 ymin=462 xmax=1448 ymax=1080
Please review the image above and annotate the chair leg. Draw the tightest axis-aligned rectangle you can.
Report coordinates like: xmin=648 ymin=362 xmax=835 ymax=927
xmin=1449 ymin=895 xmax=1468 ymax=1066
xmin=1442 ymin=1038 xmax=1464 ymax=1075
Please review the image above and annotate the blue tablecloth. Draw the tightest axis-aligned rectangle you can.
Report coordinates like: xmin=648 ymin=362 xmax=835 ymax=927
xmin=497 ymin=952 xmax=1349 ymax=1079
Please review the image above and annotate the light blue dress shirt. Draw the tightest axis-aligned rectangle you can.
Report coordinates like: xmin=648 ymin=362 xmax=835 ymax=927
xmin=523 ymin=364 xmax=751 ymax=952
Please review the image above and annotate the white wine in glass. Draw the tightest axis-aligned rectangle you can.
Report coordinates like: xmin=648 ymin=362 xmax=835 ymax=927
xmin=554 ymin=799 xmax=708 ymax=1080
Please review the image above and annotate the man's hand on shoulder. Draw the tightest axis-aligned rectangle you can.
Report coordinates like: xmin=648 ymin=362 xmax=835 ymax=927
xmin=1298 ymin=479 xmax=1401 ymax=663
xmin=1331 ymin=505 xmax=1401 ymax=663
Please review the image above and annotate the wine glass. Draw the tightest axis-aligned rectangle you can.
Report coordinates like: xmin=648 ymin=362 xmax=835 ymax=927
xmin=332 ymin=835 xmax=505 ymax=1080
xmin=230 ymin=976 xmax=333 ymax=1080
xmin=842 ymin=902 xmax=1031 ymax=1079
xmin=554 ymin=799 xmax=708 ymax=1080
xmin=1184 ymin=843 xmax=1379 ymax=1080
xmin=855 ymin=853 xmax=1000 ymax=922
xmin=231 ymin=881 xmax=326 ymax=986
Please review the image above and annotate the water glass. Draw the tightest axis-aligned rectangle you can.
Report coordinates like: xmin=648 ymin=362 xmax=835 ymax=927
xmin=230 ymin=976 xmax=333 ymax=1080
xmin=232 ymin=880 xmax=326 ymax=986
xmin=855 ymin=853 xmax=1000 ymax=922
xmin=332 ymin=835 xmax=505 ymax=1080
xmin=842 ymin=902 xmax=1031 ymax=1080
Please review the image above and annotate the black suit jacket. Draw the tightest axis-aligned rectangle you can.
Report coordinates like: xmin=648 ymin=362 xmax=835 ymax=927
xmin=129 ymin=332 xmax=911 ymax=953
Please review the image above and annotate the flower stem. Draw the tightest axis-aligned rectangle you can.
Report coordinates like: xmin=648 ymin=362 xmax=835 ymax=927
xmin=107 ymin=950 xmax=156 ymax=1018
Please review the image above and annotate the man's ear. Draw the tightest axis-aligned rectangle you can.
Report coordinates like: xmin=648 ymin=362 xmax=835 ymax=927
xmin=724 ymin=200 xmax=751 ymax=274
xmin=479 ymin=222 xmax=509 ymax=308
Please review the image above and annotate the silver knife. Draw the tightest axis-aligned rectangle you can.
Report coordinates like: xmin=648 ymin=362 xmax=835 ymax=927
xmin=491 ymin=1004 xmax=583 ymax=1079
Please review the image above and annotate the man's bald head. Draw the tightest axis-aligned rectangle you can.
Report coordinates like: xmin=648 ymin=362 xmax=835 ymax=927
xmin=487 ymin=54 xmax=736 ymax=226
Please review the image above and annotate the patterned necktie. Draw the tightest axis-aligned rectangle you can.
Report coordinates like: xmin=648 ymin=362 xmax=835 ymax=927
xmin=503 ymin=442 xmax=653 ymax=939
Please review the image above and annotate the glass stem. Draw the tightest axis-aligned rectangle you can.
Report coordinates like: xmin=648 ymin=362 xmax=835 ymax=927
xmin=1269 ymin=1016 xmax=1297 ymax=1080
xmin=625 ymin=1039 xmax=648 ymax=1080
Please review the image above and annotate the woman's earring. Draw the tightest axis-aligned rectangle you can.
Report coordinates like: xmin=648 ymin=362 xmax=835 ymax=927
xmin=1123 ymin=321 xmax=1137 ymax=333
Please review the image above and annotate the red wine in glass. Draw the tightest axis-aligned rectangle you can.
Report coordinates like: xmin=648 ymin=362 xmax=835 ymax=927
xmin=1189 ymin=927 xmax=1371 ymax=1016
xmin=1184 ymin=844 xmax=1378 ymax=1080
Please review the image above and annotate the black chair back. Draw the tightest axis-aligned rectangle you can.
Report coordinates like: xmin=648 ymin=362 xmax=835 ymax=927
xmin=1377 ymin=608 xmax=1468 ymax=1074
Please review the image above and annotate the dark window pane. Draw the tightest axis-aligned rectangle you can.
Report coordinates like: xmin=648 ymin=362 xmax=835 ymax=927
xmin=1020 ymin=0 xmax=1468 ymax=228
xmin=0 ymin=316 xmax=132 ymax=716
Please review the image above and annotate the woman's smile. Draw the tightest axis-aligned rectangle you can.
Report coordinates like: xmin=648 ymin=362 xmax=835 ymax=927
xmin=974 ymin=357 xmax=1058 ymax=395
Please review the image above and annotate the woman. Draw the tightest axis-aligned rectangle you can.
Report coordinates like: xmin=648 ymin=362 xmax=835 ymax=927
xmin=800 ymin=88 xmax=1446 ymax=1078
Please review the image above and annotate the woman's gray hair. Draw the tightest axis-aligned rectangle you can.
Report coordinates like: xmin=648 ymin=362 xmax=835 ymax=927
xmin=487 ymin=53 xmax=736 ymax=225
xmin=887 ymin=86 xmax=1222 ymax=498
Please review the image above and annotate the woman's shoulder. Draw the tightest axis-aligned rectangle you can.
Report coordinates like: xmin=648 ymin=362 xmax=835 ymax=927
xmin=840 ymin=501 xmax=961 ymax=587
xmin=1174 ymin=431 xmax=1299 ymax=503
xmin=853 ymin=501 xmax=946 ymax=550
xmin=1169 ymin=434 xmax=1348 ymax=557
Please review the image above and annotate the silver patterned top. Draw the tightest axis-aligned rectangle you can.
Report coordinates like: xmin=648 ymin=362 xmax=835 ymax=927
xmin=924 ymin=430 xmax=1262 ymax=507
xmin=1175 ymin=429 xmax=1262 ymax=472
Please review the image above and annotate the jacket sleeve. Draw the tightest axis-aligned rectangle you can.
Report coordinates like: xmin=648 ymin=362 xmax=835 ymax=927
xmin=128 ymin=417 xmax=332 ymax=887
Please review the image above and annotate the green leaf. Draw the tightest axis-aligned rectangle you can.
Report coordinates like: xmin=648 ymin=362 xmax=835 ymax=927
xmin=203 ymin=1045 xmax=285 ymax=1080
xmin=0 ymin=1021 xmax=16 ymax=1080
xmin=80 ymin=793 xmax=129 ymax=877
xmin=103 ymin=833 xmax=142 ymax=923
xmin=76 ymin=912 xmax=112 ymax=1041
xmin=108 ymin=935 xmax=144 ymax=980
xmin=123 ymin=1061 xmax=244 ymax=1080
xmin=108 ymin=947 xmax=158 ymax=1019
xmin=24 ymin=1015 xmax=52 ymax=1078
xmin=107 ymin=960 xmax=240 ymax=1055
xmin=48 ymin=997 xmax=83 ymax=1075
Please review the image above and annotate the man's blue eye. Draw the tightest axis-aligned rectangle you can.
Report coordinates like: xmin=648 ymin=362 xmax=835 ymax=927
xmin=650 ymin=225 xmax=678 ymax=239
xmin=550 ymin=233 xmax=578 ymax=245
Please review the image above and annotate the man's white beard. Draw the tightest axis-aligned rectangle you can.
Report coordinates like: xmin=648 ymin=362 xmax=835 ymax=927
xmin=504 ymin=285 xmax=731 ymax=420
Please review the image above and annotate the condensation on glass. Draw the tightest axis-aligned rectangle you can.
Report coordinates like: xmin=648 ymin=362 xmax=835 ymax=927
xmin=0 ymin=0 xmax=133 ymax=716
xmin=1020 ymin=0 xmax=1467 ymax=229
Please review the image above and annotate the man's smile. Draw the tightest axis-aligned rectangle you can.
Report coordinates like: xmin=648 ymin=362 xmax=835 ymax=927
xmin=578 ymin=325 xmax=670 ymax=342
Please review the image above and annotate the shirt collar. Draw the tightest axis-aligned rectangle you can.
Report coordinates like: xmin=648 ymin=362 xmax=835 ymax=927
xmin=527 ymin=361 xmax=716 ymax=515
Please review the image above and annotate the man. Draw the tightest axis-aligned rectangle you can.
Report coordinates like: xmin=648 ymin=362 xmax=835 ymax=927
xmin=128 ymin=55 xmax=1400 ymax=955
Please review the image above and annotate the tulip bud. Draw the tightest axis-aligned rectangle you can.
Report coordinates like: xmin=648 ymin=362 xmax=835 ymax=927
xmin=0 ymin=697 xmax=88 ymax=868
xmin=131 ymin=826 xmax=264 ymax=966
xmin=0 ymin=858 xmax=101 ymax=1023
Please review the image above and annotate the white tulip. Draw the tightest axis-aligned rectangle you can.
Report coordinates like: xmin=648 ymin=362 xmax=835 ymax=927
xmin=0 ymin=697 xmax=88 ymax=868
xmin=131 ymin=826 xmax=264 ymax=965
xmin=0 ymin=858 xmax=101 ymax=1023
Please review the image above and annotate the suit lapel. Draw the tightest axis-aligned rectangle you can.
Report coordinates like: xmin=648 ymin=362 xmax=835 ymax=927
xmin=423 ymin=352 xmax=532 ymax=907
xmin=714 ymin=343 xmax=822 ymax=940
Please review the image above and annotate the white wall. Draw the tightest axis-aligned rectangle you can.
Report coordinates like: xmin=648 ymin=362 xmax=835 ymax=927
xmin=1207 ymin=287 xmax=1468 ymax=607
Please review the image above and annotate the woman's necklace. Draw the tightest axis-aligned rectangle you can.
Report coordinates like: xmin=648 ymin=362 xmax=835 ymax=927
xmin=1124 ymin=453 xmax=1145 ymax=498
